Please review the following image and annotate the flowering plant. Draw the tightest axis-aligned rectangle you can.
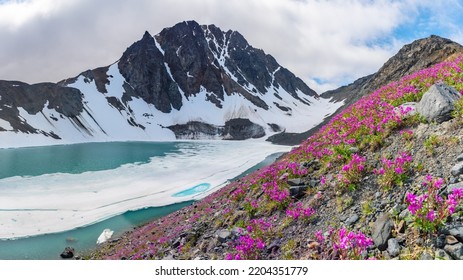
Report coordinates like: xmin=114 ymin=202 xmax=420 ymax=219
xmin=406 ymin=175 xmax=463 ymax=233
xmin=374 ymin=151 xmax=412 ymax=190
xmin=337 ymin=154 xmax=366 ymax=190
xmin=314 ymin=227 xmax=373 ymax=260
xmin=226 ymin=218 xmax=275 ymax=260
xmin=285 ymin=202 xmax=316 ymax=222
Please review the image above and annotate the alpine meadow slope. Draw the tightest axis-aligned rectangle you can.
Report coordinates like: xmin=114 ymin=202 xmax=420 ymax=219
xmin=87 ymin=39 xmax=463 ymax=260
xmin=268 ymin=35 xmax=463 ymax=145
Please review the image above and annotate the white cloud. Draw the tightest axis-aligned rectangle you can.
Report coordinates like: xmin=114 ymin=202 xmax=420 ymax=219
xmin=0 ymin=0 xmax=461 ymax=92
xmin=0 ymin=0 xmax=78 ymax=29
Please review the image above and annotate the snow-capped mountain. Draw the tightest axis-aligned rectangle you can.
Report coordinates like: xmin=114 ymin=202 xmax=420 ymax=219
xmin=0 ymin=21 xmax=340 ymax=148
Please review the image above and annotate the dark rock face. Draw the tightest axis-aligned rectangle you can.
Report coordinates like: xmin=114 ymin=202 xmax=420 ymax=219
xmin=118 ymin=31 xmax=182 ymax=113
xmin=0 ymin=80 xmax=84 ymax=134
xmin=118 ymin=21 xmax=317 ymax=114
xmin=222 ymin=118 xmax=265 ymax=140
xmin=168 ymin=121 xmax=221 ymax=139
xmin=289 ymin=185 xmax=309 ymax=198
xmin=168 ymin=118 xmax=265 ymax=140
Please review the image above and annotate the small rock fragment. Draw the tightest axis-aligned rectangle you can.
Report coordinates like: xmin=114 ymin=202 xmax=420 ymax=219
xmin=451 ymin=162 xmax=463 ymax=177
xmin=444 ymin=243 xmax=463 ymax=260
xmin=60 ymin=247 xmax=75 ymax=259
xmin=387 ymin=238 xmax=400 ymax=257
xmin=346 ymin=214 xmax=359 ymax=226
xmin=446 ymin=235 xmax=459 ymax=245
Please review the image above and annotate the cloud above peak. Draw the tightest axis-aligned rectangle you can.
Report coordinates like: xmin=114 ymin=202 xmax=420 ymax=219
xmin=0 ymin=0 xmax=462 ymax=93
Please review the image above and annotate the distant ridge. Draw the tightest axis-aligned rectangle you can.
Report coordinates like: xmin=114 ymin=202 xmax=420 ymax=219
xmin=268 ymin=35 xmax=463 ymax=145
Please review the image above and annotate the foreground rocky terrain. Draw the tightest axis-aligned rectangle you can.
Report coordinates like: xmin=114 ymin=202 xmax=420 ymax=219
xmin=84 ymin=54 xmax=463 ymax=260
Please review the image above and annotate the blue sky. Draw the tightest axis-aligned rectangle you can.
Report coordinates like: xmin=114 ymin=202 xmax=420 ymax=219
xmin=0 ymin=0 xmax=463 ymax=93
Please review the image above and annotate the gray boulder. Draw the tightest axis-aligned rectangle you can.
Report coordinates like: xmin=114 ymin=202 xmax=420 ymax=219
xmin=372 ymin=214 xmax=393 ymax=251
xmin=395 ymin=102 xmax=417 ymax=117
xmin=387 ymin=238 xmax=400 ymax=257
xmin=346 ymin=214 xmax=359 ymax=226
xmin=451 ymin=162 xmax=463 ymax=177
xmin=60 ymin=247 xmax=75 ymax=259
xmin=444 ymin=243 xmax=463 ymax=260
xmin=416 ymin=83 xmax=461 ymax=123
xmin=457 ymin=153 xmax=463 ymax=162
xmin=287 ymin=178 xmax=304 ymax=186
xmin=448 ymin=226 xmax=463 ymax=243
xmin=216 ymin=230 xmax=231 ymax=243
xmin=435 ymin=249 xmax=452 ymax=260
xmin=420 ymin=252 xmax=433 ymax=260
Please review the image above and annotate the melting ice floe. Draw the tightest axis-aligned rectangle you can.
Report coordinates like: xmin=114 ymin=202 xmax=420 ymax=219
xmin=0 ymin=141 xmax=290 ymax=239
xmin=97 ymin=229 xmax=114 ymax=244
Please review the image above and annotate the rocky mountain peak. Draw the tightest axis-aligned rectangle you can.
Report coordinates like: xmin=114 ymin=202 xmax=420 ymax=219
xmin=323 ymin=35 xmax=463 ymax=104
xmin=118 ymin=27 xmax=182 ymax=113
xmin=370 ymin=34 xmax=463 ymax=92
xmin=1 ymin=21 xmax=326 ymax=144
xmin=118 ymin=20 xmax=318 ymax=114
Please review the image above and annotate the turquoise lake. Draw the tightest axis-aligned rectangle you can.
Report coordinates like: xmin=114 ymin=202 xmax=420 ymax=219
xmin=0 ymin=141 xmax=284 ymax=259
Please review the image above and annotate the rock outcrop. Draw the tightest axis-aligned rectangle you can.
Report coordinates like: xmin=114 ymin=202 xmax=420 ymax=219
xmin=416 ymin=83 xmax=461 ymax=123
xmin=167 ymin=118 xmax=265 ymax=140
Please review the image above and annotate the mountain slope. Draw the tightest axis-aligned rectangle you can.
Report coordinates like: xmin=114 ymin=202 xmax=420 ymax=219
xmin=268 ymin=35 xmax=463 ymax=145
xmin=87 ymin=54 xmax=463 ymax=261
xmin=0 ymin=21 xmax=338 ymax=148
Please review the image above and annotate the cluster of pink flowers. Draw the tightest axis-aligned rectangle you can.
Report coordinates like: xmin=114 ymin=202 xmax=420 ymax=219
xmin=406 ymin=175 xmax=463 ymax=233
xmin=374 ymin=151 xmax=412 ymax=189
xmin=315 ymin=227 xmax=373 ymax=260
xmin=262 ymin=180 xmax=290 ymax=203
xmin=227 ymin=217 xmax=275 ymax=260
xmin=225 ymin=235 xmax=266 ymax=260
xmin=243 ymin=198 xmax=259 ymax=214
xmin=337 ymin=154 xmax=366 ymax=190
xmin=447 ymin=188 xmax=463 ymax=214
xmin=285 ymin=202 xmax=316 ymax=221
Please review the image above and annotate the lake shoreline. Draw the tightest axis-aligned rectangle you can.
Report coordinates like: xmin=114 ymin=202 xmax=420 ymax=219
xmin=0 ymin=141 xmax=288 ymax=259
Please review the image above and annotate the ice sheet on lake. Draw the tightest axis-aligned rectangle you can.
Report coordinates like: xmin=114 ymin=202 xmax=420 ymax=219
xmin=0 ymin=141 xmax=290 ymax=239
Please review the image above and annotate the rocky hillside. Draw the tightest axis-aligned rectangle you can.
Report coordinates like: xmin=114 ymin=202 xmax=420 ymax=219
xmin=0 ymin=21 xmax=338 ymax=148
xmin=85 ymin=55 xmax=463 ymax=260
xmin=269 ymin=35 xmax=463 ymax=145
